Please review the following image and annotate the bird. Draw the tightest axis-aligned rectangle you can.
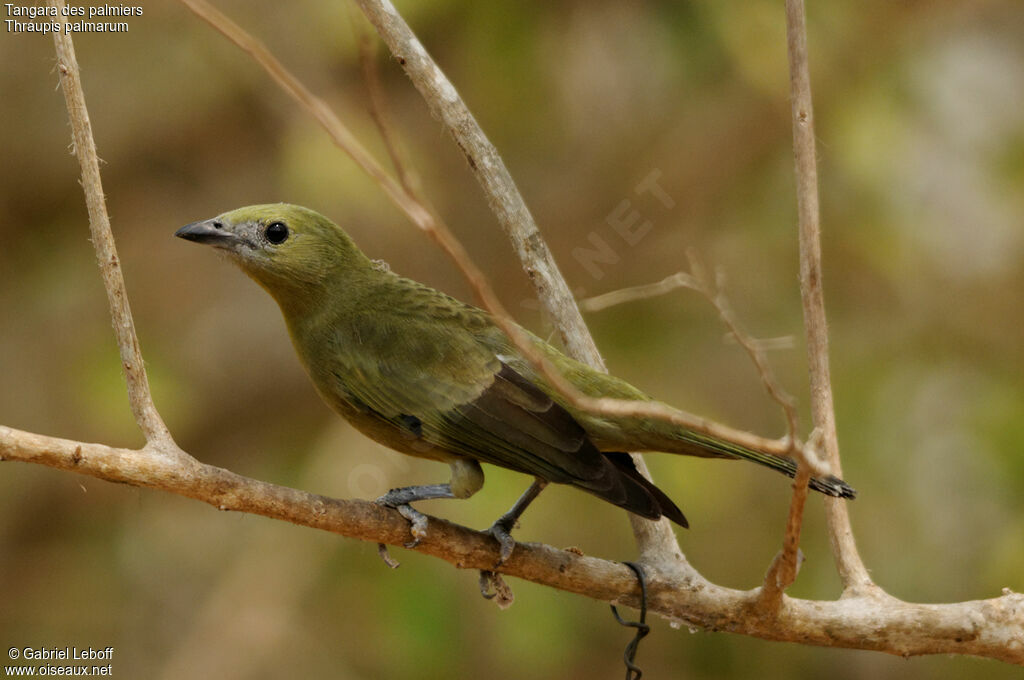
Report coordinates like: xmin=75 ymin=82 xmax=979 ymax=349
xmin=176 ymin=203 xmax=855 ymax=561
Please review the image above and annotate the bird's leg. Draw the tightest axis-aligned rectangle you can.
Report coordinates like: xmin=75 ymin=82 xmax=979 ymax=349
xmin=377 ymin=483 xmax=456 ymax=505
xmin=376 ymin=459 xmax=484 ymax=550
xmin=377 ymin=483 xmax=455 ymax=548
xmin=486 ymin=477 xmax=549 ymax=566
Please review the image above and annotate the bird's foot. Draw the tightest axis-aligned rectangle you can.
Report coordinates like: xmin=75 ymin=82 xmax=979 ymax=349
xmin=478 ymin=519 xmax=516 ymax=604
xmin=376 ymin=492 xmax=430 ymax=549
xmin=485 ymin=514 xmax=518 ymax=567
xmin=479 ymin=570 xmax=515 ymax=608
xmin=395 ymin=503 xmax=429 ymax=548
xmin=374 ymin=483 xmax=457 ymax=568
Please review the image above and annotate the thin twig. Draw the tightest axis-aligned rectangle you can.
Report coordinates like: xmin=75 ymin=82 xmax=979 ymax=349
xmin=733 ymin=336 xmax=795 ymax=352
xmin=703 ymin=265 xmax=800 ymax=449
xmin=2 ymin=424 xmax=1022 ymax=665
xmin=758 ymin=438 xmax=816 ymax=610
xmin=351 ymin=11 xmax=421 ymax=198
xmin=785 ymin=0 xmax=873 ymax=593
xmin=177 ymin=0 xmax=431 ymax=231
xmin=683 ymin=251 xmax=802 ymax=452
xmin=50 ymin=0 xmax=172 ymax=447
xmin=581 ymin=251 xmax=827 ymax=475
xmin=580 ymin=272 xmax=702 ymax=313
xmin=754 ymin=0 xmax=825 ymax=605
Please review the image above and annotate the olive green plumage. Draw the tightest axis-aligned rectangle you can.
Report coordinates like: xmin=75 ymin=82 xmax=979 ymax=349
xmin=176 ymin=203 xmax=854 ymax=530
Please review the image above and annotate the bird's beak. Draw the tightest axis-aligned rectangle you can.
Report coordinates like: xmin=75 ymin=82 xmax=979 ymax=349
xmin=175 ymin=219 xmax=236 ymax=249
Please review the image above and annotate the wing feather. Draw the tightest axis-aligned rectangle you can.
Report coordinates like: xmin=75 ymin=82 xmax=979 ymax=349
xmin=319 ymin=274 xmax=686 ymax=523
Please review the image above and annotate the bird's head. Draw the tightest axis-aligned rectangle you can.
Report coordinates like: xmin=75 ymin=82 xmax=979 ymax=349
xmin=176 ymin=203 xmax=371 ymax=305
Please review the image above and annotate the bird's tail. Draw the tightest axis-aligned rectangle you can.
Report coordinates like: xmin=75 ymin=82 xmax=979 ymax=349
xmin=666 ymin=431 xmax=857 ymax=499
xmin=601 ymin=451 xmax=689 ymax=527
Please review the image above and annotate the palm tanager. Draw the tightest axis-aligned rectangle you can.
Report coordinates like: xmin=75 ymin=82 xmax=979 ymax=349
xmin=176 ymin=204 xmax=854 ymax=561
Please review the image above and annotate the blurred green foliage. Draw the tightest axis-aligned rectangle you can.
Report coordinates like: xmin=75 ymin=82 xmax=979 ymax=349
xmin=1 ymin=1 xmax=1022 ymax=678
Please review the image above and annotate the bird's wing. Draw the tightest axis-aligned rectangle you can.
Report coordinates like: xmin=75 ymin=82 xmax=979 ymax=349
xmin=327 ymin=281 xmax=685 ymax=523
xmin=331 ymin=286 xmax=615 ymax=485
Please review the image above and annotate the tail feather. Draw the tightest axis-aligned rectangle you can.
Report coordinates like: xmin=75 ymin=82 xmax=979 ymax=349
xmin=602 ymin=451 xmax=689 ymax=527
xmin=671 ymin=432 xmax=857 ymax=500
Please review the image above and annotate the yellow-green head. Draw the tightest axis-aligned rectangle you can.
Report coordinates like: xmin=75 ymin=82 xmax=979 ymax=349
xmin=175 ymin=203 xmax=372 ymax=309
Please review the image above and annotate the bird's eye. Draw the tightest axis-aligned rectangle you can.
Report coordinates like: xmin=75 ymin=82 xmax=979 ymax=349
xmin=265 ymin=221 xmax=289 ymax=244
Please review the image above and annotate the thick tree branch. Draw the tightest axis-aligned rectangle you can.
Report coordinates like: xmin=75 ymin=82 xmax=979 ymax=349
xmin=785 ymin=0 xmax=873 ymax=592
xmin=2 ymin=424 xmax=1021 ymax=664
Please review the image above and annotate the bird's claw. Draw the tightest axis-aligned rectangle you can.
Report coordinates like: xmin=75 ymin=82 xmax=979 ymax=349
xmin=485 ymin=516 xmax=518 ymax=567
xmin=479 ymin=570 xmax=515 ymax=608
xmin=376 ymin=495 xmax=429 ymax=550
xmin=395 ymin=503 xmax=429 ymax=548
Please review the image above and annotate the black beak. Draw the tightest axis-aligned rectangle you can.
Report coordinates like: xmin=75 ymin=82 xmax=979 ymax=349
xmin=175 ymin=219 xmax=235 ymax=247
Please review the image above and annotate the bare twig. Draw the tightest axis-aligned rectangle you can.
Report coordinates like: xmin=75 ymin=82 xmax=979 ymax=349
xmin=735 ymin=336 xmax=796 ymax=352
xmin=2 ymin=424 xmax=1022 ymax=665
xmin=785 ymin=0 xmax=873 ymax=593
xmin=580 ymin=271 xmax=702 ymax=313
xmin=581 ymin=251 xmax=826 ymax=475
xmin=182 ymin=0 xmax=445 ymax=244
xmin=703 ymin=266 xmax=801 ymax=448
xmin=351 ymin=12 xmax=421 ymax=199
xmin=759 ymin=447 xmax=814 ymax=610
xmin=687 ymin=252 xmax=801 ymax=450
xmin=50 ymin=0 xmax=172 ymax=447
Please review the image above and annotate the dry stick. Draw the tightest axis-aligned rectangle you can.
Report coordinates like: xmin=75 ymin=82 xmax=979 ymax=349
xmin=3 ymin=424 xmax=1023 ymax=665
xmin=582 ymin=252 xmax=822 ymax=474
xmin=353 ymin=20 xmax=420 ymax=198
xmin=756 ymin=0 xmax=829 ymax=606
xmin=688 ymin=253 xmax=802 ymax=453
xmin=582 ymin=281 xmax=796 ymax=351
xmin=582 ymin=250 xmax=828 ymax=608
xmin=785 ymin=0 xmax=873 ymax=593
xmin=582 ymin=259 xmax=823 ymax=610
xmin=177 ymin=0 xmax=430 ymax=232
xmin=759 ymin=454 xmax=813 ymax=609
xmin=580 ymin=272 xmax=703 ymax=313
xmin=50 ymin=0 xmax=172 ymax=448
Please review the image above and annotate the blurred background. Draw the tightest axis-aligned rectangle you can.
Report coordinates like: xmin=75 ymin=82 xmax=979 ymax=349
xmin=2 ymin=1 xmax=1022 ymax=678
